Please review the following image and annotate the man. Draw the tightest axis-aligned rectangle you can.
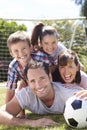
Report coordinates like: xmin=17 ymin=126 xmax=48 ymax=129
xmin=0 ymin=61 xmax=86 ymax=127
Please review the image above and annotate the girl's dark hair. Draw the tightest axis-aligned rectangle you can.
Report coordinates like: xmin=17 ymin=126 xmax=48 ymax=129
xmin=24 ymin=61 xmax=49 ymax=79
xmin=58 ymin=49 xmax=81 ymax=84
xmin=31 ymin=23 xmax=44 ymax=46
xmin=31 ymin=23 xmax=58 ymax=49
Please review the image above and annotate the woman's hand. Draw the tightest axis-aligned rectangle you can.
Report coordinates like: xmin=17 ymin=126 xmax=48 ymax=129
xmin=74 ymin=90 xmax=87 ymax=100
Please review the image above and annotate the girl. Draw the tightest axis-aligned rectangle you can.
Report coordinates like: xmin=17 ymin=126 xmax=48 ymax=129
xmin=31 ymin=23 xmax=84 ymax=81
xmin=31 ymin=23 xmax=67 ymax=81
xmin=57 ymin=49 xmax=87 ymax=89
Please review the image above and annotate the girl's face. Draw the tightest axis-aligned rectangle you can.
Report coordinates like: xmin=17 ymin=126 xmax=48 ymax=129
xmin=41 ymin=34 xmax=58 ymax=55
xmin=59 ymin=60 xmax=79 ymax=83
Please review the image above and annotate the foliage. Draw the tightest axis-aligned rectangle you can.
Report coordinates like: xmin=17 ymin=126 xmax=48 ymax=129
xmin=73 ymin=0 xmax=87 ymax=17
xmin=0 ymin=19 xmax=87 ymax=81
xmin=71 ymin=45 xmax=87 ymax=73
xmin=0 ymin=19 xmax=27 ymax=60
xmin=81 ymin=0 xmax=87 ymax=17
xmin=40 ymin=20 xmax=85 ymax=47
xmin=0 ymin=19 xmax=27 ymax=81
xmin=40 ymin=20 xmax=87 ymax=73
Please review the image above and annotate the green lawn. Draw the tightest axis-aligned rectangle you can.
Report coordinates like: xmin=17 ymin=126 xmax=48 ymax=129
xmin=0 ymin=86 xmax=87 ymax=130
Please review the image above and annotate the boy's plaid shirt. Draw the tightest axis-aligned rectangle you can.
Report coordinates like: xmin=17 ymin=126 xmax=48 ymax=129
xmin=7 ymin=51 xmax=50 ymax=90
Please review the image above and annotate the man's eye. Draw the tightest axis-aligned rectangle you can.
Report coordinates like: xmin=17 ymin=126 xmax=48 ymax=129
xmin=40 ymin=77 xmax=46 ymax=81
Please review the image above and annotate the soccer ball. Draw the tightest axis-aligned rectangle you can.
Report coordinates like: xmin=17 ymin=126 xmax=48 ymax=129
xmin=64 ymin=96 xmax=87 ymax=128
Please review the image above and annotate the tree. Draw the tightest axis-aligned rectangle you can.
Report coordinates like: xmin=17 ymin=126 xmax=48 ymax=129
xmin=73 ymin=0 xmax=87 ymax=45
xmin=40 ymin=20 xmax=85 ymax=47
xmin=73 ymin=0 xmax=87 ymax=17
xmin=0 ymin=19 xmax=27 ymax=81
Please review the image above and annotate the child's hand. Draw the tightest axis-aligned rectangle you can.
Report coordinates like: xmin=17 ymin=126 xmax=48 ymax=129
xmin=16 ymin=80 xmax=28 ymax=92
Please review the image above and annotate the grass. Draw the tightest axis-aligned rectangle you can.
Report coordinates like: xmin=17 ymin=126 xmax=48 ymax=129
xmin=0 ymin=85 xmax=87 ymax=130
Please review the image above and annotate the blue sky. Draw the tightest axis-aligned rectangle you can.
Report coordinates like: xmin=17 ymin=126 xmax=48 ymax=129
xmin=0 ymin=0 xmax=81 ymax=34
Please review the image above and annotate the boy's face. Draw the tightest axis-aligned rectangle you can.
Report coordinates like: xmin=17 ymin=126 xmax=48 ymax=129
xmin=10 ymin=41 xmax=31 ymax=67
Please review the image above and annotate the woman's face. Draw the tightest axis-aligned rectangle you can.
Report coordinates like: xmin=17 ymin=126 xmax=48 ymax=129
xmin=41 ymin=34 xmax=58 ymax=55
xmin=59 ymin=60 xmax=79 ymax=83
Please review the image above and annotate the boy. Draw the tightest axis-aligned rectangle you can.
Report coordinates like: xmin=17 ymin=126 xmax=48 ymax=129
xmin=5 ymin=31 xmax=34 ymax=117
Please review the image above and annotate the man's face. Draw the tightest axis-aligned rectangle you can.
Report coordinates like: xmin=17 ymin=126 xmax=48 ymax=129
xmin=27 ymin=67 xmax=52 ymax=99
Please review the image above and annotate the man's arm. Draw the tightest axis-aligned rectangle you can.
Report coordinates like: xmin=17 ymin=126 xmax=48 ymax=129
xmin=0 ymin=110 xmax=58 ymax=127
xmin=0 ymin=96 xmax=58 ymax=127
xmin=2 ymin=96 xmax=22 ymax=116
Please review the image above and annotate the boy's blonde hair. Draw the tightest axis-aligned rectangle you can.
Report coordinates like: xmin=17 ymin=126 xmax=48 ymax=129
xmin=7 ymin=31 xmax=31 ymax=51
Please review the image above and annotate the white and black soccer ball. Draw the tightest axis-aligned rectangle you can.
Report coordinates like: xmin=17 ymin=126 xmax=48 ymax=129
xmin=64 ymin=96 xmax=87 ymax=128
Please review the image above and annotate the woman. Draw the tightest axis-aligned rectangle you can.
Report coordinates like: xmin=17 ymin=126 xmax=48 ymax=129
xmin=57 ymin=49 xmax=87 ymax=89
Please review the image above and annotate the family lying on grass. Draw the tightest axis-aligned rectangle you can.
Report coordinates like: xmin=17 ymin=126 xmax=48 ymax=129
xmin=0 ymin=60 xmax=87 ymax=128
xmin=0 ymin=28 xmax=87 ymax=128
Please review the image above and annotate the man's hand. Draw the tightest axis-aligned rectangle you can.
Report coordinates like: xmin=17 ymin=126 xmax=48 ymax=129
xmin=29 ymin=118 xmax=59 ymax=128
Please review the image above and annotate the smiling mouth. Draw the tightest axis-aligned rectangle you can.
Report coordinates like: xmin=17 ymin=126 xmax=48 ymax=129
xmin=20 ymin=56 xmax=28 ymax=61
xmin=64 ymin=75 xmax=71 ymax=80
xmin=48 ymin=50 xmax=53 ymax=53
xmin=37 ymin=88 xmax=45 ymax=92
